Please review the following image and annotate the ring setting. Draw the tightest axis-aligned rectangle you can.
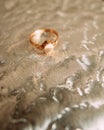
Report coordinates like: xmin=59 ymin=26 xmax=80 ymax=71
xmin=29 ymin=28 xmax=59 ymax=54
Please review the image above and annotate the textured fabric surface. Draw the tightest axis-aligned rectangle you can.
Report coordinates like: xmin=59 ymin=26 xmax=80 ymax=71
xmin=0 ymin=0 xmax=104 ymax=129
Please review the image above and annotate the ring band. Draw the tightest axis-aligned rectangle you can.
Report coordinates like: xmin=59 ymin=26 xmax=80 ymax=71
xmin=29 ymin=28 xmax=59 ymax=53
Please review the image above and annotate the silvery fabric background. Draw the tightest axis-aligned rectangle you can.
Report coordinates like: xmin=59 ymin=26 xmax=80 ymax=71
xmin=0 ymin=0 xmax=104 ymax=130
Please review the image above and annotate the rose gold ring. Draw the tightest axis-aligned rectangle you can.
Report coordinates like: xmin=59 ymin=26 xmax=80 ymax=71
xmin=29 ymin=28 xmax=59 ymax=54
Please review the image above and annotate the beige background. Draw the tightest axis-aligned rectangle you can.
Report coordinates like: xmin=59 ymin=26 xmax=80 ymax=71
xmin=0 ymin=0 xmax=104 ymax=130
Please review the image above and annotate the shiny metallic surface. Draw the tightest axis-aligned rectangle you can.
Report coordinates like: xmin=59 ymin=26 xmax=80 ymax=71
xmin=0 ymin=0 xmax=104 ymax=130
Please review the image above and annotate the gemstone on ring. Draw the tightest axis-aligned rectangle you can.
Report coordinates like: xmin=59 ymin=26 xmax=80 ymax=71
xmin=29 ymin=28 xmax=59 ymax=54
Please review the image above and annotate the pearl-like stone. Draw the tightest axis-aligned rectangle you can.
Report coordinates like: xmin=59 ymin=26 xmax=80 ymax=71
xmin=44 ymin=43 xmax=54 ymax=53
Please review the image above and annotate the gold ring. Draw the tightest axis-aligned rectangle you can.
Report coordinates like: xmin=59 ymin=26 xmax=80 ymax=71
xmin=29 ymin=28 xmax=59 ymax=54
